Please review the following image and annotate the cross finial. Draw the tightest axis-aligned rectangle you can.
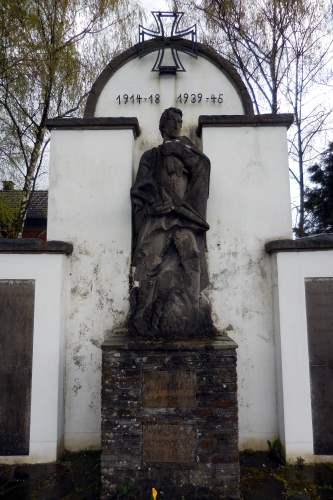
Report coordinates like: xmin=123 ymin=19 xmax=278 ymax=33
xmin=139 ymin=11 xmax=197 ymax=74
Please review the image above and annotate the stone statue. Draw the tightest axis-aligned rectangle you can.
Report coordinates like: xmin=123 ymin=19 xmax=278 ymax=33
xmin=129 ymin=107 xmax=212 ymax=337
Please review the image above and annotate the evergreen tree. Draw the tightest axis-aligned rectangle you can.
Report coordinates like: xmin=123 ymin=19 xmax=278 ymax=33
xmin=304 ymin=142 xmax=333 ymax=234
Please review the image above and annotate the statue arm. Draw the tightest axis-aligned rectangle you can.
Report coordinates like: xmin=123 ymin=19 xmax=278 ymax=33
xmin=162 ymin=138 xmax=210 ymax=218
xmin=131 ymin=151 xmax=156 ymax=212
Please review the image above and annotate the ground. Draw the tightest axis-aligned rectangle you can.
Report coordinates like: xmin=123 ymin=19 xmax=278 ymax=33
xmin=0 ymin=451 xmax=333 ymax=499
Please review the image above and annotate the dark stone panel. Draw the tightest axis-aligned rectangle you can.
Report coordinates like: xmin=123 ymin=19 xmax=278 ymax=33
xmin=143 ymin=424 xmax=196 ymax=464
xmin=143 ymin=371 xmax=197 ymax=408
xmin=0 ymin=280 xmax=35 ymax=455
xmin=265 ymin=234 xmax=333 ymax=253
xmin=101 ymin=332 xmax=239 ymax=499
xmin=0 ymin=238 xmax=73 ymax=255
xmin=305 ymin=278 xmax=333 ymax=455
xmin=197 ymin=113 xmax=294 ymax=135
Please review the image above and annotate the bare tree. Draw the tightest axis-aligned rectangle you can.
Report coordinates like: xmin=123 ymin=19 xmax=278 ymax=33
xmin=282 ymin=1 xmax=333 ymax=234
xmin=176 ymin=0 xmax=333 ymax=235
xmin=0 ymin=0 xmax=141 ymax=237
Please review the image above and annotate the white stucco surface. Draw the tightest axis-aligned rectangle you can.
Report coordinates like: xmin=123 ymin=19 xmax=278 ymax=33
xmin=47 ymin=123 xmax=292 ymax=452
xmin=45 ymin=48 xmax=296 ymax=453
xmin=47 ymin=129 xmax=133 ymax=450
xmin=0 ymin=254 xmax=66 ymax=464
xmin=272 ymin=250 xmax=333 ymax=462
xmin=94 ymin=51 xmax=245 ymax=169
xmin=202 ymin=125 xmax=292 ymax=449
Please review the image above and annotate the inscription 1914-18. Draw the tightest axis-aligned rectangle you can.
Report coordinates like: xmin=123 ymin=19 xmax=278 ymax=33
xmin=116 ymin=92 xmax=224 ymax=105
xmin=143 ymin=424 xmax=196 ymax=464
xmin=143 ymin=371 xmax=197 ymax=408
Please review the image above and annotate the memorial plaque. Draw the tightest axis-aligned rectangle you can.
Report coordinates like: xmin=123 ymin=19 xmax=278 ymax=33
xmin=305 ymin=278 xmax=333 ymax=455
xmin=143 ymin=371 xmax=196 ymax=408
xmin=143 ymin=424 xmax=196 ymax=464
xmin=0 ymin=280 xmax=35 ymax=455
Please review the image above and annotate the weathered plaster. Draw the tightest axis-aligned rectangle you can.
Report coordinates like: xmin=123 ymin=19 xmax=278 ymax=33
xmin=47 ymin=50 xmax=294 ymax=452
xmin=203 ymin=125 xmax=292 ymax=449
xmin=47 ymin=129 xmax=133 ymax=450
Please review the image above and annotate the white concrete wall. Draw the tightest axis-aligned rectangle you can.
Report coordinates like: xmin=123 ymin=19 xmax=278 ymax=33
xmin=0 ymin=254 xmax=67 ymax=464
xmin=202 ymin=125 xmax=292 ymax=449
xmin=46 ymin=50 xmax=294 ymax=452
xmin=46 ymin=115 xmax=293 ymax=452
xmin=272 ymin=250 xmax=333 ymax=462
xmin=47 ymin=128 xmax=134 ymax=450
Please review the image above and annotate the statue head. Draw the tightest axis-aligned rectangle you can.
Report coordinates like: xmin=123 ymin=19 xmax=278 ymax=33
xmin=159 ymin=107 xmax=183 ymax=140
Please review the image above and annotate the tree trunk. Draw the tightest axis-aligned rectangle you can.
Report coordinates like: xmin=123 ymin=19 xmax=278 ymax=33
xmin=297 ymin=121 xmax=305 ymax=237
xmin=14 ymin=121 xmax=49 ymax=237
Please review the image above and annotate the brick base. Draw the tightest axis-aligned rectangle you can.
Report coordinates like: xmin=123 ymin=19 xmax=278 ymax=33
xmin=101 ymin=330 xmax=240 ymax=499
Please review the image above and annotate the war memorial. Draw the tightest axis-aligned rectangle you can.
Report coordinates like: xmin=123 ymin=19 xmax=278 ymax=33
xmin=1 ymin=11 xmax=333 ymax=500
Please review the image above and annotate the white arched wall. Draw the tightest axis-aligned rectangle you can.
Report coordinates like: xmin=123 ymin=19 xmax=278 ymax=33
xmin=47 ymin=44 xmax=293 ymax=453
xmin=94 ymin=50 xmax=246 ymax=171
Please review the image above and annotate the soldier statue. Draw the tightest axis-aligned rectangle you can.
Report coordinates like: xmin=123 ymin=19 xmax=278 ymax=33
xmin=129 ymin=107 xmax=212 ymax=337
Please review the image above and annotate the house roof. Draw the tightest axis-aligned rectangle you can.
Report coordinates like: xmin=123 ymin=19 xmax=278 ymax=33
xmin=0 ymin=190 xmax=48 ymax=219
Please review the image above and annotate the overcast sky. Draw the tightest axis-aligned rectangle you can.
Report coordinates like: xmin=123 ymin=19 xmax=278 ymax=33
xmin=139 ymin=0 xmax=169 ymax=13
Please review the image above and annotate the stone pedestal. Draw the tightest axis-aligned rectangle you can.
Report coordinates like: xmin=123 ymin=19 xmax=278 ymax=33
xmin=101 ymin=330 xmax=239 ymax=499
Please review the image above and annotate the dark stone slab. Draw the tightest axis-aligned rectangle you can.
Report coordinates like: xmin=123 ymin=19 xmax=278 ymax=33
xmin=101 ymin=331 xmax=239 ymax=499
xmin=0 ymin=238 xmax=73 ymax=255
xmin=143 ymin=424 xmax=196 ymax=464
xmin=305 ymin=278 xmax=333 ymax=455
xmin=0 ymin=280 xmax=35 ymax=455
xmin=46 ymin=117 xmax=141 ymax=137
xmin=265 ymin=234 xmax=333 ymax=253
xmin=104 ymin=328 xmax=236 ymax=350
xmin=197 ymin=113 xmax=294 ymax=135
xmin=143 ymin=371 xmax=197 ymax=408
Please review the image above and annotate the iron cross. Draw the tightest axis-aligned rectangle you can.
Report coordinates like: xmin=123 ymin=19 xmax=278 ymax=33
xmin=139 ymin=11 xmax=197 ymax=74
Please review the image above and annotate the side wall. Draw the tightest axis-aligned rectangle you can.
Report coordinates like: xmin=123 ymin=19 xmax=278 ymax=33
xmin=0 ymin=254 xmax=66 ymax=463
xmin=202 ymin=125 xmax=292 ymax=449
xmin=47 ymin=128 xmax=134 ymax=450
xmin=273 ymin=249 xmax=333 ymax=462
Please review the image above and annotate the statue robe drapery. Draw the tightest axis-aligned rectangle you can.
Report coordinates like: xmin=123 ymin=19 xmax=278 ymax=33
xmin=130 ymin=136 xmax=211 ymax=337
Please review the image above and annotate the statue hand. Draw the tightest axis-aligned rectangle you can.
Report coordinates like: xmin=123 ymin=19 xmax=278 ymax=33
xmin=162 ymin=140 xmax=184 ymax=158
xmin=151 ymin=199 xmax=174 ymax=215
